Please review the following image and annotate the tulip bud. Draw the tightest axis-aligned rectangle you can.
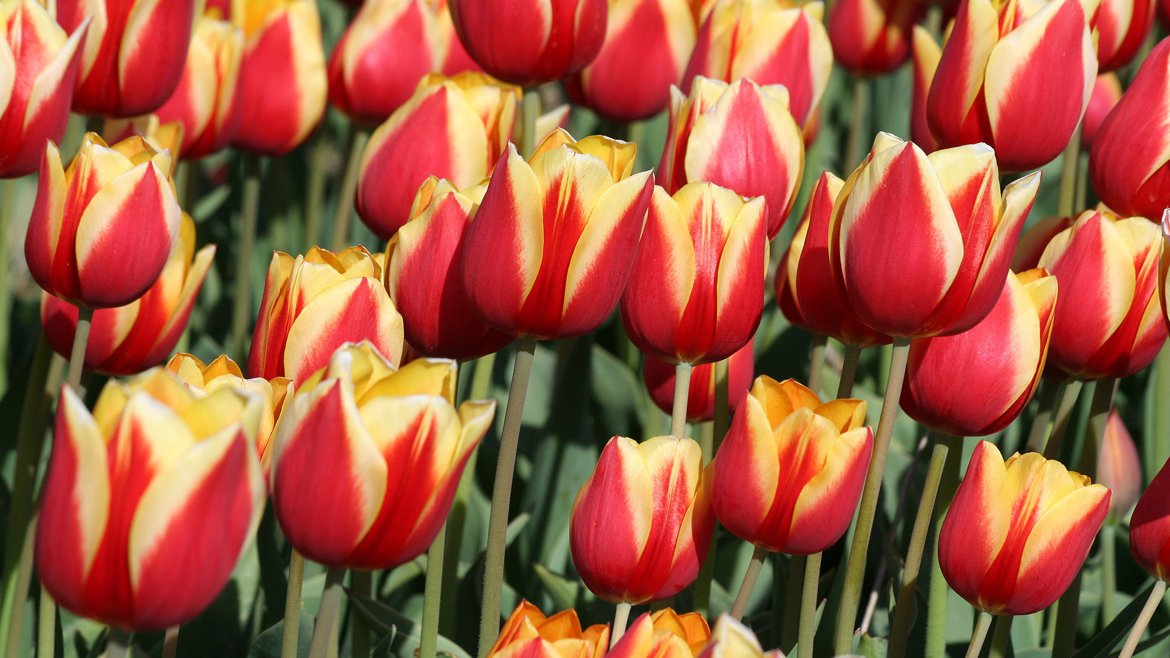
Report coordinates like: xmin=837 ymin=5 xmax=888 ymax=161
xmin=927 ymin=0 xmax=1096 ymax=171
xmin=1088 ymin=37 xmax=1170 ymax=221
xmin=249 ymin=246 xmax=405 ymax=383
xmin=565 ymin=0 xmax=696 ymax=121
xmin=25 ymin=133 xmax=180 ymax=309
xmin=910 ymin=26 xmax=940 ymax=153
xmin=462 ymin=130 xmax=654 ymax=340
xmin=697 ymin=616 xmax=785 ymax=658
xmin=36 ymin=368 xmax=267 ymax=630
xmin=828 ymin=132 xmax=1039 ymax=338
xmin=939 ymin=441 xmax=1110 ymax=615
xmin=488 ymin=600 xmax=609 ymax=658
xmin=355 ymin=72 xmax=519 ymax=239
xmin=384 ymin=178 xmax=514 ymax=360
xmin=902 ymin=270 xmax=1057 ymax=437
xmin=0 ymin=0 xmax=87 ymax=177
xmin=1131 ymin=456 xmax=1170 ymax=580
xmin=1098 ymin=410 xmax=1142 ymax=517
xmin=270 ymin=342 xmax=495 ymax=569
xmin=827 ymin=0 xmax=922 ymax=75
xmin=1095 ymin=0 xmax=1155 ymax=71
xmin=643 ymin=338 xmax=754 ymax=423
xmin=607 ymin=609 xmax=711 ymax=658
xmin=449 ymin=0 xmax=607 ymax=86
xmin=1081 ymin=74 xmax=1123 ymax=150
xmin=659 ymin=77 xmax=804 ymax=239
xmin=622 ymin=183 xmax=766 ymax=364
xmin=570 ymin=435 xmax=714 ymax=603
xmin=232 ymin=0 xmax=327 ymax=155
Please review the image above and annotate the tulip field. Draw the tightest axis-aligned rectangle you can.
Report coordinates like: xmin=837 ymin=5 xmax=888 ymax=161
xmin=5 ymin=0 xmax=1170 ymax=657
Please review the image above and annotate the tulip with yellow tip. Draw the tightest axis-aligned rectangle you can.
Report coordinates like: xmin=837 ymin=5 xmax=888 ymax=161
xmin=607 ymin=609 xmax=711 ymax=658
xmin=487 ymin=600 xmax=610 ymax=658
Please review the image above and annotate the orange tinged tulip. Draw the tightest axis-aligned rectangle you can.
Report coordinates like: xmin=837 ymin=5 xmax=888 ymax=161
xmin=643 ymin=338 xmax=754 ymax=423
xmin=901 ymin=269 xmax=1057 ymax=437
xmin=1130 ymin=456 xmax=1170 ymax=580
xmin=25 ymin=133 xmax=180 ymax=309
xmin=462 ymin=130 xmax=654 ymax=340
xmin=1095 ymin=0 xmax=1155 ymax=71
xmin=487 ymin=600 xmax=610 ymax=658
xmin=270 ymin=342 xmax=495 ymax=569
xmin=607 ymin=609 xmax=710 ymax=658
xmin=1098 ymin=410 xmax=1141 ymax=517
xmin=570 ymin=434 xmax=714 ymax=603
xmin=36 ymin=368 xmax=267 ymax=630
xmin=827 ymin=0 xmax=922 ymax=75
xmin=938 ymin=441 xmax=1110 ymax=615
xmin=1081 ymin=74 xmax=1123 ymax=150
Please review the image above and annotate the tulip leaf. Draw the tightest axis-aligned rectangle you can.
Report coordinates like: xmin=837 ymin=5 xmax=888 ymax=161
xmin=191 ymin=185 xmax=231 ymax=223
xmin=348 ymin=593 xmax=472 ymax=658
xmin=533 ymin=563 xmax=583 ymax=611
xmin=247 ymin=609 xmax=313 ymax=658
xmin=855 ymin=634 xmax=888 ymax=658
xmin=1071 ymin=580 xmax=1156 ymax=658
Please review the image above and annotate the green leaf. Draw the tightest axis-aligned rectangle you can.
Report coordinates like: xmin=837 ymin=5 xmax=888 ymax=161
xmin=348 ymin=594 xmax=472 ymax=658
xmin=533 ymin=563 xmax=584 ymax=611
xmin=247 ymin=609 xmax=313 ymax=658
xmin=856 ymin=634 xmax=888 ymax=658
xmin=1072 ymin=580 xmax=1157 ymax=658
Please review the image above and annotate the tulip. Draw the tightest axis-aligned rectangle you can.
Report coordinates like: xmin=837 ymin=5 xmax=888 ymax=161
xmin=900 ymin=270 xmax=1057 ymax=437
xmin=926 ymin=0 xmax=1096 ymax=171
xmin=1088 ymin=37 xmax=1170 ymax=221
xmin=829 ymin=133 xmax=1039 ymax=338
xmin=57 ymin=0 xmax=194 ymax=117
xmin=151 ymin=12 xmax=244 ymax=160
xmin=1131 ymin=456 xmax=1170 ymax=580
xmin=827 ymin=0 xmax=922 ymax=75
xmin=910 ymin=25 xmax=940 ymax=153
xmin=565 ymin=0 xmax=696 ymax=121
xmin=775 ymin=171 xmax=890 ymax=348
xmin=384 ymin=177 xmax=514 ymax=360
xmin=36 ymin=368 xmax=266 ymax=630
xmin=462 ymin=130 xmax=654 ymax=340
xmin=355 ymin=72 xmax=519 ymax=239
xmin=1095 ymin=0 xmax=1155 ymax=72
xmin=570 ymin=434 xmax=714 ymax=603
xmin=166 ymin=353 xmax=291 ymax=474
xmin=1161 ymin=0 xmax=1170 ymax=27
xmin=1098 ymin=410 xmax=1142 ymax=517
xmin=40 ymin=213 xmax=213 ymax=376
xmin=448 ymin=0 xmax=607 ymax=86
xmin=1081 ymin=74 xmax=1123 ymax=150
xmin=712 ymin=376 xmax=871 ymax=554
xmin=432 ymin=0 xmax=478 ymax=75
xmin=248 ymin=246 xmax=405 ymax=383
xmin=621 ymin=182 xmax=766 ymax=364
xmin=0 ymin=0 xmax=87 ymax=177
xmin=231 ymin=0 xmax=326 ymax=155
xmin=682 ymin=0 xmax=833 ymax=129
xmin=697 ymin=616 xmax=784 ymax=658
xmin=270 ymin=342 xmax=495 ymax=569
xmin=607 ymin=609 xmax=711 ymax=658
xmin=1032 ymin=209 xmax=1165 ymax=379
xmin=100 ymin=115 xmax=186 ymax=169
xmin=659 ymin=77 xmax=804 ymax=239
xmin=643 ymin=338 xmax=754 ymax=423
xmin=25 ymin=133 xmax=180 ymax=309
xmin=487 ymin=600 xmax=610 ymax=658
xmin=938 ymin=441 xmax=1110 ymax=615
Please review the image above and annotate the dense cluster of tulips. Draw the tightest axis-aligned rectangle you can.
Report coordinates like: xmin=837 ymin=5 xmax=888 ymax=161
xmin=1 ymin=0 xmax=1170 ymax=657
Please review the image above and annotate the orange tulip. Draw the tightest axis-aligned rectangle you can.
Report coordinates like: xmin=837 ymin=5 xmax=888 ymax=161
xmin=487 ymin=600 xmax=610 ymax=658
xmin=643 ymin=338 xmax=754 ymax=423
xmin=607 ymin=609 xmax=710 ymax=658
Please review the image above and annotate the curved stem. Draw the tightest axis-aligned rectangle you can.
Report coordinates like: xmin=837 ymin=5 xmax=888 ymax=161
xmin=807 ymin=334 xmax=828 ymax=396
xmin=1119 ymin=580 xmax=1168 ymax=658
xmin=988 ymin=615 xmax=1013 ymax=658
xmin=307 ymin=568 xmax=346 ymax=658
xmin=731 ymin=546 xmax=768 ymax=621
xmin=797 ymin=552 xmax=822 ymax=658
xmin=329 ymin=129 xmax=370 ymax=251
xmin=231 ymin=154 xmax=262 ymax=361
xmin=671 ymin=363 xmax=692 ymax=439
xmin=1151 ymin=346 xmax=1170 ymax=481
xmin=280 ymin=550 xmax=306 ymax=658
xmin=610 ymin=602 xmax=632 ymax=648
xmin=67 ymin=306 xmax=94 ymax=390
xmin=965 ymin=612 xmax=994 ymax=658
xmin=836 ymin=344 xmax=862 ymax=399
xmin=419 ymin=530 xmax=445 ymax=658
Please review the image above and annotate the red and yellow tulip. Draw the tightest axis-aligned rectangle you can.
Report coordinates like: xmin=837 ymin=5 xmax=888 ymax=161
xmin=827 ymin=0 xmax=922 ymax=75
xmin=1131 ymin=456 xmax=1170 ymax=580
xmin=487 ymin=600 xmax=610 ymax=658
xmin=643 ymin=338 xmax=754 ymax=423
xmin=1094 ymin=0 xmax=1155 ymax=72
xmin=607 ymin=609 xmax=711 ymax=658
xmin=910 ymin=26 xmax=940 ymax=153
xmin=1081 ymin=74 xmax=1123 ymax=150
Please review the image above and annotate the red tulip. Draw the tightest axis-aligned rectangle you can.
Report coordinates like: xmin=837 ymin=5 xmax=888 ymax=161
xmin=643 ymin=338 xmax=754 ymax=423
xmin=827 ymin=0 xmax=922 ymax=75
xmin=1081 ymin=74 xmax=1123 ymax=150
xmin=909 ymin=26 xmax=940 ymax=153
xmin=1095 ymin=0 xmax=1155 ymax=72
xmin=1098 ymin=410 xmax=1142 ymax=517
xmin=1131 ymin=456 xmax=1170 ymax=580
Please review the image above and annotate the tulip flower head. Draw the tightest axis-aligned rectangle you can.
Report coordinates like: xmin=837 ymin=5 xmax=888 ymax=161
xmin=643 ymin=337 xmax=755 ymax=423
xmin=270 ymin=342 xmax=495 ymax=570
xmin=607 ymin=609 xmax=711 ymax=658
xmin=910 ymin=26 xmax=941 ymax=153
xmin=697 ymin=615 xmax=784 ymax=658
xmin=36 ymin=368 xmax=267 ymax=630
xmin=1095 ymin=0 xmax=1155 ymax=72
xmin=570 ymin=434 xmax=714 ymax=603
xmin=939 ymin=441 xmax=1110 ymax=616
xmin=827 ymin=0 xmax=922 ymax=75
xmin=487 ymin=600 xmax=610 ymax=658
xmin=25 ymin=133 xmax=181 ymax=309
xmin=462 ymin=130 xmax=655 ymax=340
xmin=1081 ymin=74 xmax=1123 ymax=150
xmin=1097 ymin=410 xmax=1142 ymax=518
xmin=1131 ymin=456 xmax=1170 ymax=580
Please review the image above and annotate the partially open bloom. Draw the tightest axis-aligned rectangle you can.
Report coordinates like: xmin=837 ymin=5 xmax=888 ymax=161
xmin=462 ymin=130 xmax=654 ymax=340
xmin=249 ymin=247 xmax=405 ymax=383
xmin=1098 ymin=410 xmax=1142 ymax=517
xmin=25 ymin=133 xmax=180 ymax=308
xmin=659 ymin=77 xmax=804 ymax=239
xmin=487 ymin=600 xmax=609 ymax=658
xmin=1088 ymin=37 xmax=1170 ymax=221
xmin=36 ymin=368 xmax=266 ymax=630
xmin=270 ymin=343 xmax=495 ymax=569
xmin=100 ymin=115 xmax=185 ymax=167
xmin=0 ymin=0 xmax=87 ymax=177
xmin=1131 ymin=456 xmax=1170 ymax=580
xmin=449 ymin=0 xmax=607 ymax=86
xmin=355 ymin=72 xmax=518 ymax=239
xmin=828 ymin=132 xmax=1040 ymax=338
xmin=384 ymin=178 xmax=514 ymax=360
xmin=713 ymin=377 xmax=871 ymax=554
xmin=901 ymin=269 xmax=1057 ymax=437
xmin=58 ymin=0 xmax=194 ymax=117
xmin=927 ymin=0 xmax=1096 ymax=171
xmin=697 ymin=616 xmax=784 ymax=658
xmin=622 ymin=183 xmax=766 ymax=365
xmin=41 ymin=214 xmax=214 ymax=376
xmin=643 ymin=338 xmax=754 ymax=423
xmin=1095 ymin=0 xmax=1155 ymax=72
xmin=570 ymin=434 xmax=713 ymax=603
xmin=939 ymin=441 xmax=1110 ymax=615
xmin=608 ymin=609 xmax=711 ymax=658
xmin=1082 ymin=74 xmax=1123 ymax=150
xmin=827 ymin=0 xmax=922 ymax=74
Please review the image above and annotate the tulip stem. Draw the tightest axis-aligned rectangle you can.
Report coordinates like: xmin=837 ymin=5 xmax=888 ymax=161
xmin=67 ymin=306 xmax=94 ymax=390
xmin=441 ymin=448 xmax=479 ymax=637
xmin=162 ymin=626 xmax=180 ymax=658
xmin=1024 ymin=379 xmax=1061 ymax=452
xmin=925 ymin=435 xmax=964 ymax=657
xmin=1151 ymin=346 xmax=1170 ymax=481
xmin=807 ymin=334 xmax=828 ymax=395
xmin=610 ymin=602 xmax=632 ymax=648
xmin=965 ymin=612 xmax=994 ymax=658
xmin=520 ymin=90 xmax=542 ymax=159
xmin=351 ymin=570 xmax=371 ymax=658
xmin=1119 ymin=579 xmax=1168 ymax=658
xmin=419 ymin=531 xmax=446 ymax=658
xmin=329 ymin=128 xmax=369 ymax=251
xmin=1057 ymin=123 xmax=1083 ymax=218
xmin=308 ymin=567 xmax=346 ymax=658
xmin=731 ymin=546 xmax=768 ymax=621
xmin=837 ymin=344 xmax=862 ymax=398
xmin=231 ymin=154 xmax=262 ymax=362
xmin=834 ymin=338 xmax=912 ymax=654
xmin=988 ymin=615 xmax=1013 ymax=658
xmin=797 ymin=552 xmax=822 ymax=658
xmin=1102 ymin=521 xmax=1117 ymax=626
xmin=693 ymin=358 xmax=731 ymax=618
xmin=280 ymin=549 xmax=306 ymax=658
xmin=845 ymin=76 xmax=870 ymax=172
xmin=1040 ymin=380 xmax=1083 ymax=459
xmin=304 ymin=135 xmax=329 ymax=250
xmin=36 ymin=589 xmax=54 ymax=658
xmin=671 ymin=363 xmax=693 ymax=439
xmin=478 ymin=337 xmax=538 ymax=657
xmin=0 ymin=177 xmax=16 ymax=398
xmin=106 ymin=628 xmax=132 ymax=658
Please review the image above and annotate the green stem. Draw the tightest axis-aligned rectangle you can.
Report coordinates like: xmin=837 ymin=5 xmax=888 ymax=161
xmin=1057 ymin=123 xmax=1083 ymax=218
xmin=162 ymin=626 xmax=180 ymax=658
xmin=231 ymin=154 xmax=262 ymax=362
xmin=304 ymin=135 xmax=329 ymax=250
xmin=628 ymin=120 xmax=648 ymax=171
xmin=1152 ymin=346 xmax=1170 ymax=481
xmin=1041 ymin=380 xmax=1084 ymax=459
xmin=965 ymin=612 xmax=994 ymax=658
xmin=671 ymin=363 xmax=692 ymax=439
xmin=845 ymin=77 xmax=870 ymax=172
xmin=781 ymin=557 xmax=805 ymax=651
xmin=329 ymin=129 xmax=370 ymax=251
xmin=280 ymin=550 xmax=306 ymax=658
xmin=350 ymin=570 xmax=371 ymax=658
xmin=308 ymin=568 xmax=346 ymax=658
xmin=477 ymin=338 xmax=538 ymax=657
xmin=693 ymin=359 xmax=730 ymax=617
xmin=1024 ymin=379 xmax=1061 ymax=453
xmin=1 ymin=529 xmax=33 ymax=658
xmin=440 ymin=447 xmax=478 ymax=637
xmin=797 ymin=552 xmax=822 ymax=658
xmin=0 ymin=177 xmax=17 ymax=398
xmin=925 ymin=436 xmax=964 ymax=657
xmin=988 ymin=615 xmax=1013 ymax=658
xmin=520 ymin=90 xmax=541 ymax=159
xmin=713 ymin=359 xmax=730 ymax=450
xmin=610 ymin=602 xmax=632 ymax=648
xmin=837 ymin=344 xmax=862 ymax=399
xmin=807 ymin=334 xmax=828 ymax=396
xmin=67 ymin=306 xmax=94 ymax=390
xmin=731 ymin=546 xmax=768 ymax=621
xmin=419 ymin=530 xmax=446 ymax=658
xmin=106 ymin=628 xmax=132 ymax=658
xmin=1119 ymin=580 xmax=1168 ymax=658
xmin=37 ymin=588 xmax=54 ymax=658
xmin=834 ymin=338 xmax=912 ymax=654
xmin=1102 ymin=521 xmax=1117 ymax=627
